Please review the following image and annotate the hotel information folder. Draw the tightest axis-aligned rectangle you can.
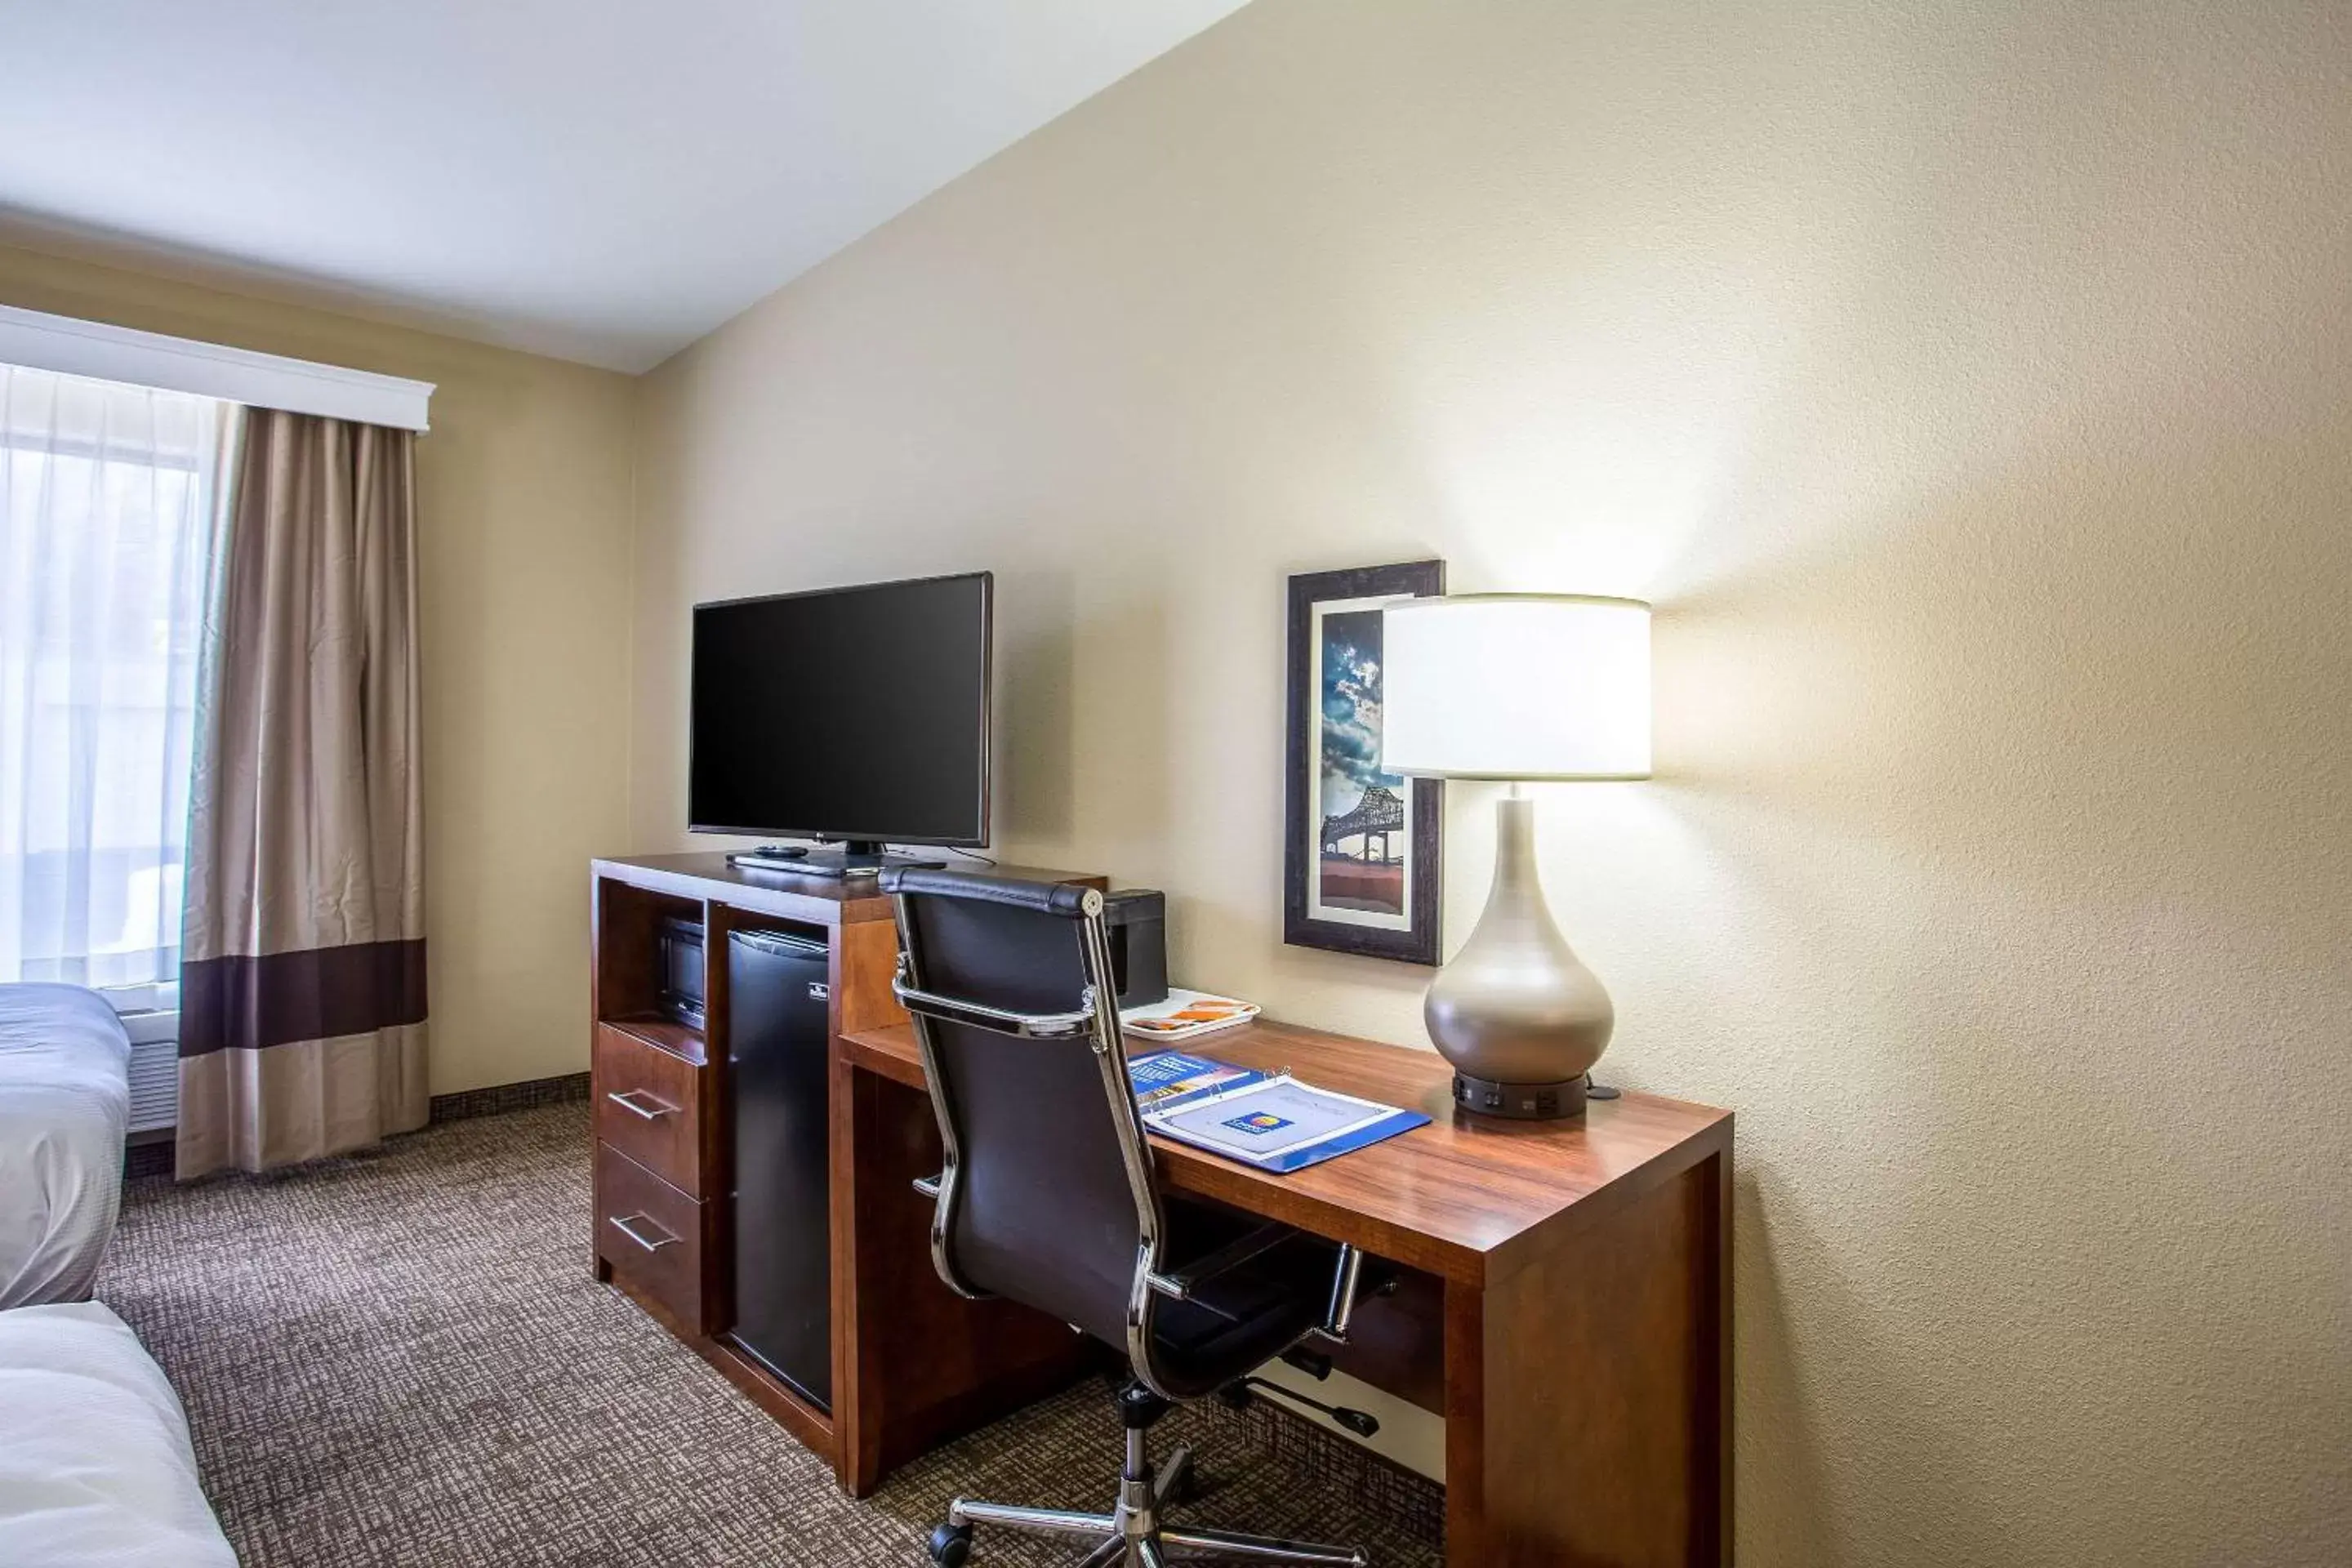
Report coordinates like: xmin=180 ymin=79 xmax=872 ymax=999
xmin=1125 ymin=1051 xmax=1429 ymax=1174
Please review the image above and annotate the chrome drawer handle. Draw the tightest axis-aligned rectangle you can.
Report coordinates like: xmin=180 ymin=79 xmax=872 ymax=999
xmin=608 ymin=1213 xmax=679 ymax=1252
xmin=606 ymin=1089 xmax=678 ymax=1121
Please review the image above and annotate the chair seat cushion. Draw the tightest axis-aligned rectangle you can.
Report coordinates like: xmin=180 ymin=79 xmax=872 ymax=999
xmin=1147 ymin=1200 xmax=1341 ymax=1397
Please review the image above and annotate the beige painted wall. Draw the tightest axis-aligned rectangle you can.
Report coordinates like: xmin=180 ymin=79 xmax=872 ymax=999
xmin=630 ymin=1 xmax=2350 ymax=1561
xmin=0 ymin=240 xmax=638 ymax=1097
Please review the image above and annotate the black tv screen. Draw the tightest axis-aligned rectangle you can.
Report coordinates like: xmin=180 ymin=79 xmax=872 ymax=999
xmin=688 ymin=572 xmax=992 ymax=846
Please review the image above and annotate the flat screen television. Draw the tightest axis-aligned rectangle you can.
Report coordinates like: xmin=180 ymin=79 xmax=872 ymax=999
xmin=688 ymin=572 xmax=991 ymax=875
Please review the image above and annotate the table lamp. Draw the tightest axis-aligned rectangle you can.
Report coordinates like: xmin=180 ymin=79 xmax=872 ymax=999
xmin=1380 ymin=594 xmax=1652 ymax=1119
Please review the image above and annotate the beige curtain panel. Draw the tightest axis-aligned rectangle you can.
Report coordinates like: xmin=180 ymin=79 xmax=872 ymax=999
xmin=177 ymin=408 xmax=428 ymax=1180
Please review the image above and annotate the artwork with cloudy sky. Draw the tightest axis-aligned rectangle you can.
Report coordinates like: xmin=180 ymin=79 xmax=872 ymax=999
xmin=1314 ymin=606 xmax=1411 ymax=920
xmin=1319 ymin=608 xmax=1397 ymax=826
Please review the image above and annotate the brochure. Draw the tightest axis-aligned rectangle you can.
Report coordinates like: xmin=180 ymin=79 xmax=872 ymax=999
xmin=1139 ymin=1073 xmax=1430 ymax=1174
xmin=1125 ymin=1049 xmax=1267 ymax=1113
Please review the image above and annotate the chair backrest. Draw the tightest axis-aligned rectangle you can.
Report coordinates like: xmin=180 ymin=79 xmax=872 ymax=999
xmin=881 ymin=869 xmax=1165 ymax=1353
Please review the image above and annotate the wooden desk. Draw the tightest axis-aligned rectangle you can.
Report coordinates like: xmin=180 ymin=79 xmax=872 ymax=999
xmin=842 ymin=1018 xmax=1735 ymax=1567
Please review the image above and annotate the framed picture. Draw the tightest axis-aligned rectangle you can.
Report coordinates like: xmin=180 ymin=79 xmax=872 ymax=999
xmin=1283 ymin=560 xmax=1446 ymax=964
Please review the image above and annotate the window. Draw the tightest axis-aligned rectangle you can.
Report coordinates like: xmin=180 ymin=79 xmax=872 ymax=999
xmin=0 ymin=363 xmax=220 ymax=988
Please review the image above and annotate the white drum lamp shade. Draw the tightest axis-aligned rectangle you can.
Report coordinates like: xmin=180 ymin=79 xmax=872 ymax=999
xmin=1379 ymin=594 xmax=1652 ymax=1120
xmin=1382 ymin=595 xmax=1651 ymax=782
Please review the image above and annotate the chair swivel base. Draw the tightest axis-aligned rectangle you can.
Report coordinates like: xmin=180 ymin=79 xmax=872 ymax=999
xmin=925 ymin=1407 xmax=1367 ymax=1568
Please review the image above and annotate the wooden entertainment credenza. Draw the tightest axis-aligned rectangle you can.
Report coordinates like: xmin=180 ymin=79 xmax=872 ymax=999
xmin=586 ymin=853 xmax=1103 ymax=1494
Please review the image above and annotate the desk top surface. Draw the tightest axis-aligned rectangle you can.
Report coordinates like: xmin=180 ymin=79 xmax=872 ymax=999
xmin=840 ymin=1016 xmax=1731 ymax=1285
xmin=593 ymin=853 xmax=1102 ymax=925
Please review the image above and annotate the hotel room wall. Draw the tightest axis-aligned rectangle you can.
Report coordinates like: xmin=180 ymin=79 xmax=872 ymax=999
xmin=0 ymin=240 xmax=639 ymax=1098
xmin=628 ymin=1 xmax=2352 ymax=1561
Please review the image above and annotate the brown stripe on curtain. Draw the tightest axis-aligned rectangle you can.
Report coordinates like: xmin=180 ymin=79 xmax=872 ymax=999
xmin=177 ymin=408 xmax=429 ymax=1179
xmin=180 ymin=939 xmax=428 ymax=1056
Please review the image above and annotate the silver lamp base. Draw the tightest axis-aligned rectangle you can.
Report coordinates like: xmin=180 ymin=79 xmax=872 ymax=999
xmin=1451 ymin=1070 xmax=1588 ymax=1120
xmin=1424 ymin=792 xmax=1614 ymax=1121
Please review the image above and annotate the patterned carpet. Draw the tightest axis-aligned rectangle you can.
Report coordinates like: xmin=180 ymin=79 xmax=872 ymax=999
xmin=99 ymin=1101 xmax=1444 ymax=1566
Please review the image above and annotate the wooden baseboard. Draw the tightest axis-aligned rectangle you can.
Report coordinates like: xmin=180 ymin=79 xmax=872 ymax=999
xmin=125 ymin=1071 xmax=594 ymax=1182
xmin=434 ymin=1071 xmax=597 ymax=1123
xmin=429 ymin=1071 xmax=591 ymax=1123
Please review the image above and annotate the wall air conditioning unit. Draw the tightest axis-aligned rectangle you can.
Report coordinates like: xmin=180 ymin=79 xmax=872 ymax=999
xmin=119 ymin=1008 xmax=180 ymax=1135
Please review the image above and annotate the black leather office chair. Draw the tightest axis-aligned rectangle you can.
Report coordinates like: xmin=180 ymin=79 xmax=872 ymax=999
xmin=883 ymin=868 xmax=1375 ymax=1568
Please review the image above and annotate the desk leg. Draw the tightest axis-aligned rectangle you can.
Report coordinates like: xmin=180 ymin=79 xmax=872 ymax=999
xmin=1445 ymin=1143 xmax=1731 ymax=1566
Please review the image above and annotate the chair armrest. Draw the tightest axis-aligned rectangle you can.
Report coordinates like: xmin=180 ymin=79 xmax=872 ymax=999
xmin=893 ymin=973 xmax=1098 ymax=1040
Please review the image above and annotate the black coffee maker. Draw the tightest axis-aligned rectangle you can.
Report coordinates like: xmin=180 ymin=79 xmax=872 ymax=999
xmin=1102 ymin=889 xmax=1168 ymax=1010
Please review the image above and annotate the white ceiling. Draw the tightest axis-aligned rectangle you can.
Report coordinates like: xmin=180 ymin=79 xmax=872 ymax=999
xmin=0 ymin=0 xmax=1250 ymax=372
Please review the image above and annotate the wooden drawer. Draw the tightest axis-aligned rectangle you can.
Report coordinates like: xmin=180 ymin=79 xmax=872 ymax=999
xmin=596 ymin=1142 xmax=707 ymax=1330
xmin=595 ymin=1022 xmax=707 ymax=1196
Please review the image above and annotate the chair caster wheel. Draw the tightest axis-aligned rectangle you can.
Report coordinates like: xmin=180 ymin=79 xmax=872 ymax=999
xmin=928 ymin=1522 xmax=973 ymax=1566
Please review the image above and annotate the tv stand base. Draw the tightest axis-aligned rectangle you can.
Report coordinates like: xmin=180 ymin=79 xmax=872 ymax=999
xmin=725 ymin=841 xmax=948 ymax=879
xmin=791 ymin=850 xmax=947 ymax=880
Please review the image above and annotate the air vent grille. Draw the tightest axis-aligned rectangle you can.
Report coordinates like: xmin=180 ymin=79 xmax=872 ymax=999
xmin=127 ymin=1036 xmax=179 ymax=1134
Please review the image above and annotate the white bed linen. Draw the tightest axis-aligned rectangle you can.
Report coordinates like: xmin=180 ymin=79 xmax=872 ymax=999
xmin=0 ymin=1300 xmax=237 ymax=1566
xmin=0 ymin=983 xmax=132 ymax=1309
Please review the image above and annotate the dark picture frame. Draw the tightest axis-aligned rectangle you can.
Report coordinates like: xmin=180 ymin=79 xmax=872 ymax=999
xmin=1283 ymin=560 xmax=1446 ymax=964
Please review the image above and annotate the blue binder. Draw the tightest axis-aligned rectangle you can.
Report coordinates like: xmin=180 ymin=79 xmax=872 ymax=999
xmin=1125 ymin=1050 xmax=1428 ymax=1174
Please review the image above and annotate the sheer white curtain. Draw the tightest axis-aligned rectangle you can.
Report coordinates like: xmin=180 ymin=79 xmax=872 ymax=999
xmin=0 ymin=363 xmax=220 ymax=988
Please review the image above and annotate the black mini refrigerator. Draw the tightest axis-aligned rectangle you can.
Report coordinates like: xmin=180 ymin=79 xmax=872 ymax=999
xmin=725 ymin=928 xmax=834 ymax=1409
